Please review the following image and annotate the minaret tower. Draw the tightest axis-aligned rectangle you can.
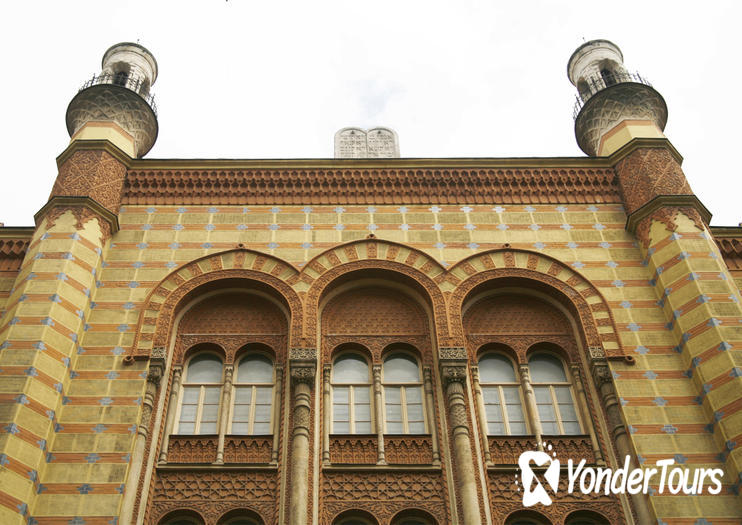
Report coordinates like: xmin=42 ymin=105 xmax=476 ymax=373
xmin=66 ymin=42 xmax=159 ymax=158
xmin=569 ymin=39 xmax=666 ymax=157
xmin=568 ymin=40 xmax=742 ymax=514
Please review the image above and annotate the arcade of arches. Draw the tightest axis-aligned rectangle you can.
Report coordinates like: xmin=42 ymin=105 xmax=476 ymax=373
xmin=139 ymin=262 xmax=635 ymax=525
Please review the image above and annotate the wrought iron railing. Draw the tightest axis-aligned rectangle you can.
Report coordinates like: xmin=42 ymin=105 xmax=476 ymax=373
xmin=572 ymin=71 xmax=651 ymax=119
xmin=79 ymin=73 xmax=158 ymax=116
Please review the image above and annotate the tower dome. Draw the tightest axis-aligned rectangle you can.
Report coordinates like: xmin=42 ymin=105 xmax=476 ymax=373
xmin=65 ymin=42 xmax=159 ymax=158
xmin=569 ymin=39 xmax=667 ymax=156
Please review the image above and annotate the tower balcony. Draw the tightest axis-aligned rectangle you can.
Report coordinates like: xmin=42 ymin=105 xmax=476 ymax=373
xmin=572 ymin=71 xmax=667 ymax=157
xmin=78 ymin=73 xmax=158 ymax=115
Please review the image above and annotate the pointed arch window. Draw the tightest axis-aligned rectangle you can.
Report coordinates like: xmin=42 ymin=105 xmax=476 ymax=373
xmin=177 ymin=354 xmax=223 ymax=434
xmin=383 ymin=353 xmax=425 ymax=434
xmin=478 ymin=354 xmax=527 ymax=435
xmin=332 ymin=354 xmax=372 ymax=434
xmin=231 ymin=354 xmax=274 ymax=435
xmin=529 ymin=354 xmax=581 ymax=435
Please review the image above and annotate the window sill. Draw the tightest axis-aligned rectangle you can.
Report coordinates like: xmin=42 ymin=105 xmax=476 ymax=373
xmin=157 ymin=462 xmax=278 ymax=471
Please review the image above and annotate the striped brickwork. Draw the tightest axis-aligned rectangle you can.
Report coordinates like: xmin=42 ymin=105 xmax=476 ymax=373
xmin=0 ymin=162 xmax=740 ymax=522
xmin=635 ymin=214 xmax=742 ymax=522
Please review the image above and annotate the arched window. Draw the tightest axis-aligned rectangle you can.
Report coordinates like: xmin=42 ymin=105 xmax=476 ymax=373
xmin=505 ymin=511 xmax=551 ymax=525
xmin=478 ymin=354 xmax=526 ymax=435
xmin=114 ymin=70 xmax=129 ymax=86
xmin=177 ymin=354 xmax=223 ymax=434
xmin=332 ymin=354 xmax=372 ymax=434
xmin=160 ymin=510 xmax=205 ymax=525
xmin=600 ymin=67 xmax=616 ymax=86
xmin=231 ymin=354 xmax=274 ymax=435
xmin=565 ymin=510 xmax=610 ymax=525
xmin=383 ymin=353 xmax=425 ymax=434
xmin=529 ymin=354 xmax=581 ymax=435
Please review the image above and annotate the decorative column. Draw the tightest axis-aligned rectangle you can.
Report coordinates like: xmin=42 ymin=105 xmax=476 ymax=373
xmin=215 ymin=364 xmax=234 ymax=464
xmin=288 ymin=348 xmax=317 ymax=525
xmin=119 ymin=348 xmax=166 ymax=525
xmin=592 ymin=359 xmax=653 ymax=524
xmin=158 ymin=365 xmax=182 ymax=463
xmin=372 ymin=364 xmax=387 ymax=465
xmin=272 ymin=365 xmax=284 ymax=464
xmin=570 ymin=363 xmax=604 ymax=465
xmin=422 ymin=367 xmax=441 ymax=466
xmin=518 ymin=364 xmax=543 ymax=451
xmin=322 ymin=364 xmax=332 ymax=466
xmin=470 ymin=366 xmax=491 ymax=464
xmin=439 ymin=348 xmax=482 ymax=525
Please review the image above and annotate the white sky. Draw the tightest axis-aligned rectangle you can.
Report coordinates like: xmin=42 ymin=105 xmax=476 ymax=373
xmin=1 ymin=1 xmax=740 ymax=226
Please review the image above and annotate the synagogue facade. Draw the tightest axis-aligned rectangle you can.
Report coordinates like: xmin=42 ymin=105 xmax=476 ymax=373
xmin=0 ymin=40 xmax=741 ymax=524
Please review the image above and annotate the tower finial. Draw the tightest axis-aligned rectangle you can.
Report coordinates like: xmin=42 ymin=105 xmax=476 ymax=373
xmin=65 ymin=42 xmax=159 ymax=158
xmin=568 ymin=39 xmax=667 ymax=156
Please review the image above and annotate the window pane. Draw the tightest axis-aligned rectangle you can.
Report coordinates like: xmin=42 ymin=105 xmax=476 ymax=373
xmin=334 ymin=421 xmax=350 ymax=434
xmin=488 ymin=421 xmax=505 ymax=434
xmin=384 ymin=387 xmax=401 ymax=404
xmin=502 ymin=386 xmax=521 ymax=403
xmin=234 ymin=386 xmax=252 ymax=404
xmin=180 ymin=404 xmax=197 ymax=422
xmin=253 ymin=422 xmax=272 ymax=434
xmin=529 ymin=354 xmax=567 ymax=382
xmin=237 ymin=355 xmax=273 ymax=383
xmin=333 ymin=386 xmax=349 ymax=403
xmin=482 ymin=387 xmax=500 ymax=404
xmin=407 ymin=403 xmax=424 ymax=422
xmin=254 ymin=404 xmax=271 ymax=423
xmin=178 ymin=422 xmax=195 ymax=434
xmin=408 ymin=421 xmax=426 ymax=433
xmin=255 ymin=386 xmax=273 ymax=404
xmin=200 ymin=421 xmax=217 ymax=434
xmin=354 ymin=386 xmax=370 ymax=403
xmin=333 ymin=354 xmax=370 ymax=383
xmin=563 ymin=421 xmax=582 ymax=435
xmin=386 ymin=421 xmax=403 ymax=433
xmin=559 ymin=403 xmax=578 ymax=422
xmin=555 ymin=386 xmax=573 ymax=403
xmin=533 ymin=386 xmax=552 ymax=403
xmin=479 ymin=354 xmax=517 ymax=383
xmin=187 ymin=354 xmax=222 ymax=383
xmin=406 ymin=386 xmax=422 ymax=403
xmin=537 ymin=404 xmax=556 ymax=422
xmin=509 ymin=421 xmax=527 ymax=434
xmin=203 ymin=386 xmax=221 ymax=404
xmin=334 ymin=403 xmax=349 ymax=421
xmin=383 ymin=354 xmax=420 ymax=382
xmin=355 ymin=402 xmax=371 ymax=423
xmin=540 ymin=421 xmax=558 ymax=434
xmin=356 ymin=421 xmax=372 ymax=433
xmin=231 ymin=422 xmax=249 ymax=434
xmin=182 ymin=387 xmax=200 ymax=404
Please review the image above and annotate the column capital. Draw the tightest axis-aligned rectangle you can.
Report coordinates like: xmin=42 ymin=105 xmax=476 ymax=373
xmin=290 ymin=347 xmax=317 ymax=386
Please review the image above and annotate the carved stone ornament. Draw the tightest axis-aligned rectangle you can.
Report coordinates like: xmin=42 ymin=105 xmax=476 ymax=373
xmin=438 ymin=347 xmax=467 ymax=361
xmin=588 ymin=346 xmax=606 ymax=359
xmin=290 ymin=347 xmax=317 ymax=361
xmin=290 ymin=348 xmax=318 ymax=386
xmin=592 ymin=363 xmax=613 ymax=388
xmin=440 ymin=363 xmax=468 ymax=386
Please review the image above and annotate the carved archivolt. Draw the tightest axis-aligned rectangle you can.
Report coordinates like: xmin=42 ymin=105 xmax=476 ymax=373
xmin=448 ymin=250 xmax=625 ymax=359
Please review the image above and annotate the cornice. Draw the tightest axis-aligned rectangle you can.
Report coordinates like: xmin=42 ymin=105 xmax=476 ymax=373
xmin=34 ymin=196 xmax=120 ymax=234
xmin=625 ymin=194 xmax=712 ymax=234
xmin=607 ymin=137 xmax=683 ymax=166
xmin=0 ymin=226 xmax=34 ymax=239
xmin=710 ymin=225 xmax=742 ymax=238
xmin=56 ymin=139 xmax=134 ymax=168
xmin=125 ymin=155 xmax=615 ymax=170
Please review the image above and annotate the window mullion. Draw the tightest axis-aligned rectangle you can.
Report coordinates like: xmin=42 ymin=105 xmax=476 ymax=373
xmin=349 ymin=385 xmax=355 ymax=434
xmin=550 ymin=385 xmax=564 ymax=434
xmin=195 ymin=385 xmax=205 ymax=434
xmin=401 ymin=386 xmax=408 ymax=434
xmin=498 ymin=386 xmax=510 ymax=435
xmin=248 ymin=385 xmax=257 ymax=435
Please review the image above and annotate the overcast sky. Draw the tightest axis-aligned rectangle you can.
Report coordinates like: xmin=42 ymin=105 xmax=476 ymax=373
xmin=2 ymin=1 xmax=740 ymax=226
